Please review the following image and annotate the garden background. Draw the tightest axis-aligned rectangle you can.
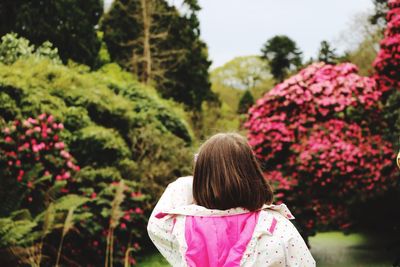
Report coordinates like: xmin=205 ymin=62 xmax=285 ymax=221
xmin=0 ymin=0 xmax=399 ymax=266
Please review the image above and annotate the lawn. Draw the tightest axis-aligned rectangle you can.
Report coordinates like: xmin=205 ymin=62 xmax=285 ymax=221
xmin=137 ymin=232 xmax=398 ymax=266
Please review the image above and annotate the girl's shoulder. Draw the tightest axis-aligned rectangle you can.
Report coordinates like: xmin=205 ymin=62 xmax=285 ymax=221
xmin=261 ymin=203 xmax=295 ymax=220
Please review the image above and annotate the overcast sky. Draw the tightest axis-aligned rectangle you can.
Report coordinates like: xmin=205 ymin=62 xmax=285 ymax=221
xmin=104 ymin=0 xmax=375 ymax=68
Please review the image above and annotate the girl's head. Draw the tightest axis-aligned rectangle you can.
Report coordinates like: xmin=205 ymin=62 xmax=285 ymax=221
xmin=193 ymin=133 xmax=273 ymax=211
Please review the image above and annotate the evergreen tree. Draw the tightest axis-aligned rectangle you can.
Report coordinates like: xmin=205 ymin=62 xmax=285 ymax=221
xmin=0 ymin=0 xmax=103 ymax=67
xmin=237 ymin=90 xmax=254 ymax=114
xmin=261 ymin=35 xmax=302 ymax=83
xmin=317 ymin=40 xmax=338 ymax=64
xmin=102 ymin=0 xmax=215 ymax=110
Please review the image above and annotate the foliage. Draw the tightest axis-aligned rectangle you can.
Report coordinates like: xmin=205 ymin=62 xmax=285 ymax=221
xmin=370 ymin=0 xmax=389 ymax=28
xmin=102 ymin=0 xmax=216 ymax=110
xmin=0 ymin=0 xmax=103 ymax=67
xmin=0 ymin=114 xmax=91 ymax=266
xmin=245 ymin=62 xmax=396 ymax=239
xmin=0 ymin=33 xmax=60 ymax=65
xmin=0 ymin=36 xmax=194 ymax=265
xmin=346 ymin=31 xmax=382 ymax=76
xmin=261 ymin=35 xmax=303 ymax=82
xmin=317 ymin=40 xmax=338 ymax=64
xmin=0 ymin=114 xmax=79 ymax=216
xmin=374 ymin=0 xmax=400 ymax=93
xmin=373 ymin=0 xmax=400 ymax=148
xmin=237 ymin=90 xmax=254 ymax=114
xmin=211 ymin=56 xmax=271 ymax=91
xmin=209 ymin=56 xmax=274 ymax=132
xmin=193 ymin=101 xmax=242 ymax=140
xmin=337 ymin=11 xmax=382 ymax=76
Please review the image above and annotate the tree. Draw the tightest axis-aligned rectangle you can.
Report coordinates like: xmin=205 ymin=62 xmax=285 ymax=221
xmin=102 ymin=0 xmax=215 ymax=110
xmin=211 ymin=56 xmax=271 ymax=91
xmin=260 ymin=35 xmax=302 ymax=82
xmin=370 ymin=0 xmax=389 ymax=28
xmin=317 ymin=40 xmax=338 ymax=64
xmin=0 ymin=0 xmax=103 ymax=67
xmin=237 ymin=90 xmax=254 ymax=114
xmin=337 ymin=12 xmax=382 ymax=76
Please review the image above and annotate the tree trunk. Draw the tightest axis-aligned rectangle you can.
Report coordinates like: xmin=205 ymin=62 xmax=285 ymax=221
xmin=141 ymin=0 xmax=152 ymax=84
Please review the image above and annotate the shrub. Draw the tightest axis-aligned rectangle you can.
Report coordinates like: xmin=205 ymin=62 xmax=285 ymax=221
xmin=0 ymin=114 xmax=79 ymax=216
xmin=0 ymin=35 xmax=194 ymax=265
xmin=0 ymin=33 xmax=60 ymax=65
xmin=373 ymin=0 xmax=400 ymax=93
xmin=245 ymin=62 xmax=396 ymax=239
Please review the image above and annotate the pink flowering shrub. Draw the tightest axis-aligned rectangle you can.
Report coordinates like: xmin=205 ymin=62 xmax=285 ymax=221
xmin=374 ymin=0 xmax=400 ymax=92
xmin=0 ymin=114 xmax=149 ymax=265
xmin=245 ymin=63 xmax=396 ymax=238
xmin=0 ymin=114 xmax=79 ymax=214
xmin=60 ymin=167 xmax=149 ymax=266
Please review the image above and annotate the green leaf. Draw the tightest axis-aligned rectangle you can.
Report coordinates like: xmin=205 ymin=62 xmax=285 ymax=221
xmin=53 ymin=195 xmax=89 ymax=211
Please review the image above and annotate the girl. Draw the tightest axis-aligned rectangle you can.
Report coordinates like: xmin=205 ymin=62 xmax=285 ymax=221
xmin=147 ymin=133 xmax=315 ymax=266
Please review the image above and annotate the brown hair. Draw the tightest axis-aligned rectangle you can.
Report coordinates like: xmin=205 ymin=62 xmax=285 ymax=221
xmin=193 ymin=133 xmax=273 ymax=211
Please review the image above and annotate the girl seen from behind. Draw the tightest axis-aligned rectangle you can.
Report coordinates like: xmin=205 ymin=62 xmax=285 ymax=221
xmin=147 ymin=133 xmax=316 ymax=266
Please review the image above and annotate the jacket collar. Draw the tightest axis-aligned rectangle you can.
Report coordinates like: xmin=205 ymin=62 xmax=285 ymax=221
xmin=155 ymin=203 xmax=294 ymax=220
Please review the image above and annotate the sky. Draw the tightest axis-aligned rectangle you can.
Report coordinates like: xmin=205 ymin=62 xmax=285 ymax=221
xmin=104 ymin=0 xmax=375 ymax=68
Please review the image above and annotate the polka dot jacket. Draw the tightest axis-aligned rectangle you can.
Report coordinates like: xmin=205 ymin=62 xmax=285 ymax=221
xmin=147 ymin=176 xmax=316 ymax=267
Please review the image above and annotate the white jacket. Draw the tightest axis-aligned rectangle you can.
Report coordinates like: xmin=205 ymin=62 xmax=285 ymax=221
xmin=147 ymin=176 xmax=316 ymax=267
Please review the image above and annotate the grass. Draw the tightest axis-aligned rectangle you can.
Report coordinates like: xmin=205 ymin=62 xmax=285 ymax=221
xmin=138 ymin=231 xmax=398 ymax=266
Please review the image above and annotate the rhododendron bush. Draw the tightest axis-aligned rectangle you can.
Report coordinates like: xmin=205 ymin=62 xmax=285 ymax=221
xmin=374 ymin=0 xmax=400 ymax=93
xmin=245 ymin=63 xmax=396 ymax=238
xmin=374 ymin=0 xmax=400 ymax=147
xmin=0 ymin=114 xmax=79 ymax=215
xmin=0 ymin=114 xmax=149 ymax=266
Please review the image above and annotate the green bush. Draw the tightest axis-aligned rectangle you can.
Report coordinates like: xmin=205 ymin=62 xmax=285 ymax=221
xmin=0 ymin=33 xmax=60 ymax=65
xmin=72 ymin=125 xmax=131 ymax=166
xmin=0 ymin=35 xmax=194 ymax=265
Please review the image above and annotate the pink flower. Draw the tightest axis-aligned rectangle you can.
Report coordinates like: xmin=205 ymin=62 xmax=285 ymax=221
xmin=60 ymin=150 xmax=71 ymax=159
xmin=47 ymin=115 xmax=54 ymax=123
xmin=131 ymin=192 xmax=143 ymax=198
xmin=62 ymin=172 xmax=71 ymax=179
xmin=17 ymin=170 xmax=25 ymax=181
xmin=134 ymin=207 xmax=143 ymax=214
xmin=23 ymin=120 xmax=31 ymax=127
xmin=38 ymin=113 xmax=47 ymax=120
xmin=129 ymin=257 xmax=137 ymax=265
xmin=123 ymin=213 xmax=131 ymax=221
xmin=55 ymin=142 xmax=65 ymax=149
